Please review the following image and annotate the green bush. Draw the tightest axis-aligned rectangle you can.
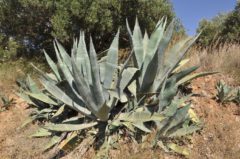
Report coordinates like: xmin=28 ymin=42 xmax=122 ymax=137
xmin=0 ymin=34 xmax=19 ymax=62
xmin=196 ymin=13 xmax=228 ymax=47
xmin=0 ymin=0 xmax=183 ymax=58
xmin=196 ymin=1 xmax=240 ymax=47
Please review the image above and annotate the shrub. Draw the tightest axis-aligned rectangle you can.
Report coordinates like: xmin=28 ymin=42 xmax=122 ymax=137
xmin=0 ymin=35 xmax=19 ymax=62
xmin=0 ymin=0 xmax=182 ymax=57
xmin=196 ymin=1 xmax=240 ymax=47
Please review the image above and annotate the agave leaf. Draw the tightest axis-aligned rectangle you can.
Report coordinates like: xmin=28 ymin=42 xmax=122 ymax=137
xmin=188 ymin=108 xmax=200 ymax=123
xmin=99 ymin=62 xmax=106 ymax=83
xmin=126 ymin=19 xmax=132 ymax=36
xmin=108 ymin=93 xmax=119 ymax=110
xmin=154 ymin=34 xmax=200 ymax=92
xmin=16 ymin=92 xmax=35 ymax=105
xmin=143 ymin=31 xmax=149 ymax=59
xmin=160 ymin=89 xmax=191 ymax=115
xmin=118 ymin=110 xmax=165 ymax=123
xmin=19 ymin=117 xmax=35 ymax=128
xmin=167 ymin=143 xmax=189 ymax=156
xmin=38 ymin=108 xmax=55 ymax=114
xmin=128 ymin=80 xmax=137 ymax=97
xmin=172 ymin=66 xmax=199 ymax=82
xmin=132 ymin=18 xmax=144 ymax=68
xmin=132 ymin=122 xmax=152 ymax=133
xmin=43 ymin=50 xmax=61 ymax=81
xmin=162 ymin=99 xmax=178 ymax=117
xmin=31 ymin=63 xmax=57 ymax=84
xmin=88 ymin=37 xmax=105 ymax=106
xmin=75 ymin=31 xmax=92 ymax=84
xmin=54 ymin=40 xmax=72 ymax=71
xmin=72 ymin=58 xmax=98 ymax=114
xmin=156 ymin=19 xmax=175 ymax=75
xmin=122 ymin=122 xmax=135 ymax=132
xmin=56 ymin=80 xmax=86 ymax=107
xmin=95 ymin=102 xmax=110 ymax=122
xmin=158 ymin=77 xmax=177 ymax=112
xmin=119 ymin=67 xmax=138 ymax=97
xmin=104 ymin=30 xmax=119 ymax=89
xmin=152 ymin=37 xmax=190 ymax=92
xmin=31 ymin=128 xmax=52 ymax=138
xmin=71 ymin=37 xmax=78 ymax=57
xmin=62 ymin=116 xmax=85 ymax=124
xmin=58 ymin=131 xmax=79 ymax=151
xmin=140 ymin=18 xmax=166 ymax=90
xmin=172 ymin=59 xmax=190 ymax=73
xmin=58 ymin=56 xmax=75 ymax=88
xmin=52 ymin=105 xmax=65 ymax=119
xmin=44 ymin=135 xmax=61 ymax=151
xmin=163 ymin=104 xmax=190 ymax=134
xmin=168 ymin=125 xmax=201 ymax=137
xmin=176 ymin=71 xmax=218 ymax=85
xmin=26 ymin=75 xmax=41 ymax=93
xmin=143 ymin=17 xmax=166 ymax=69
xmin=25 ymin=92 xmax=58 ymax=105
xmin=46 ymin=73 xmax=58 ymax=81
xmin=167 ymin=34 xmax=200 ymax=69
xmin=16 ymin=79 xmax=28 ymax=90
xmin=43 ymin=122 xmax=97 ymax=132
xmin=40 ymin=77 xmax=91 ymax=116
xmin=140 ymin=46 xmax=159 ymax=92
xmin=155 ymin=17 xmax=165 ymax=30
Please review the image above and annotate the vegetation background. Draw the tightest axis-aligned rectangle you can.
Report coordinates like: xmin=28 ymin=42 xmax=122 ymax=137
xmin=0 ymin=0 xmax=184 ymax=59
xmin=0 ymin=0 xmax=239 ymax=61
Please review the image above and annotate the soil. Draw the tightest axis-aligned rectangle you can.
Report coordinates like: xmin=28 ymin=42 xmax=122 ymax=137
xmin=0 ymin=74 xmax=239 ymax=159
xmin=189 ymin=74 xmax=240 ymax=159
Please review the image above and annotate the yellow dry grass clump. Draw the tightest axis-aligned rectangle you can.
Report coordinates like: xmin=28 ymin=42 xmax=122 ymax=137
xmin=188 ymin=43 xmax=240 ymax=82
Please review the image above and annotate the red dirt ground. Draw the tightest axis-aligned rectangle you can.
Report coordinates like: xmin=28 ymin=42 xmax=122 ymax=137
xmin=0 ymin=74 xmax=239 ymax=159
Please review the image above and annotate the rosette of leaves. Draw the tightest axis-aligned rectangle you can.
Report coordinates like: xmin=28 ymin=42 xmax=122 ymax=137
xmin=0 ymin=94 xmax=15 ymax=112
xmin=17 ymin=18 xmax=211 ymax=157
xmin=216 ymin=80 xmax=236 ymax=104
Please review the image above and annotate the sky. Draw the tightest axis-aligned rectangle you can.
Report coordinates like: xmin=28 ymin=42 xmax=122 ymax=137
xmin=171 ymin=0 xmax=237 ymax=35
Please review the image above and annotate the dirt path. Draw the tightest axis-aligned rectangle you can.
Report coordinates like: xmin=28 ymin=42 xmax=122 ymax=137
xmin=0 ymin=74 xmax=239 ymax=159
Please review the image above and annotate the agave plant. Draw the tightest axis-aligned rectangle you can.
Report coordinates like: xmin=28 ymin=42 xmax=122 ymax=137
xmin=215 ymin=80 xmax=240 ymax=105
xmin=0 ymin=94 xmax=15 ymax=111
xmin=17 ymin=18 xmax=213 ymax=157
xmin=216 ymin=80 xmax=236 ymax=104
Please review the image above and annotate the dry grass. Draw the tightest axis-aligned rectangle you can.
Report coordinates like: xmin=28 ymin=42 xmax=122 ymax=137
xmin=0 ymin=58 xmax=48 ymax=93
xmin=187 ymin=43 xmax=240 ymax=82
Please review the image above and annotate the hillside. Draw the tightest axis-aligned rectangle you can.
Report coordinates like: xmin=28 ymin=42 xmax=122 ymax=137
xmin=0 ymin=73 xmax=239 ymax=159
